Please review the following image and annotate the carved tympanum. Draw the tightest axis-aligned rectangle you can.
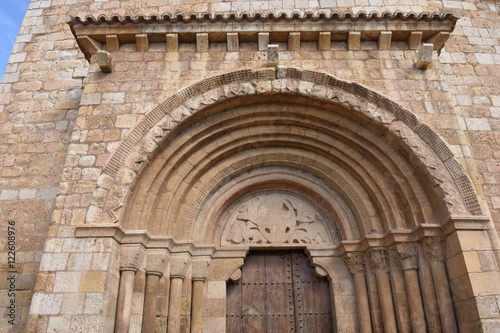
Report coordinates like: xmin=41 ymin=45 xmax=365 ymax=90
xmin=221 ymin=193 xmax=333 ymax=245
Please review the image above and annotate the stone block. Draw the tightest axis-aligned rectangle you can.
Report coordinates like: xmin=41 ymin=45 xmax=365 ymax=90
xmin=39 ymin=294 xmax=63 ymax=315
xmin=166 ymin=34 xmax=178 ymax=52
xmin=61 ymin=293 xmax=85 ymax=314
xmin=258 ymin=32 xmax=269 ymax=51
xmin=348 ymin=32 xmax=361 ymax=51
xmin=47 ymin=315 xmax=71 ymax=333
xmin=79 ymin=272 xmax=108 ymax=292
xmin=196 ymin=33 xmax=209 ymax=52
xmin=206 ymin=280 xmax=225 ymax=299
xmin=54 ymin=272 xmax=82 ymax=292
xmin=288 ymin=32 xmax=300 ymax=51
xmin=416 ymin=43 xmax=433 ymax=69
xmin=135 ymin=34 xmax=149 ymax=52
xmin=408 ymin=31 xmax=422 ymax=50
xmin=318 ymin=32 xmax=331 ymax=51
xmin=226 ymin=33 xmax=239 ymax=52
xmin=378 ymin=31 xmax=392 ymax=50
xmin=97 ymin=50 xmax=112 ymax=73
xmin=106 ymin=35 xmax=119 ymax=52
xmin=267 ymin=44 xmax=279 ymax=67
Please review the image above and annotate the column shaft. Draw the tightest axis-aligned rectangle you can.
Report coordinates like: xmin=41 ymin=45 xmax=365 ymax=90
xmin=191 ymin=280 xmax=204 ymax=333
xmin=167 ymin=277 xmax=184 ymax=333
xmin=142 ymin=273 xmax=160 ymax=333
xmin=431 ymin=262 xmax=458 ymax=333
xmin=403 ymin=269 xmax=426 ymax=333
xmin=375 ymin=270 xmax=397 ymax=333
xmin=353 ymin=274 xmax=372 ymax=333
xmin=115 ymin=270 xmax=135 ymax=333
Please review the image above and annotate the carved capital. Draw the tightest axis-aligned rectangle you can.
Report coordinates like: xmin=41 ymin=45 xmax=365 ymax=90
xmin=170 ymin=254 xmax=191 ymax=279
xmin=394 ymin=243 xmax=418 ymax=270
xmin=422 ymin=237 xmax=445 ymax=263
xmin=144 ymin=249 xmax=170 ymax=276
xmin=119 ymin=245 xmax=145 ymax=271
xmin=368 ymin=249 xmax=389 ymax=272
xmin=343 ymin=252 xmax=366 ymax=276
xmin=191 ymin=258 xmax=211 ymax=281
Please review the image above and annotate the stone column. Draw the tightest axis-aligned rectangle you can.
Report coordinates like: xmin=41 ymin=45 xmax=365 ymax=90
xmin=142 ymin=249 xmax=170 ymax=333
xmin=115 ymin=245 xmax=145 ymax=333
xmin=365 ymin=259 xmax=384 ymax=333
xmin=343 ymin=252 xmax=372 ymax=333
xmin=191 ymin=258 xmax=211 ymax=333
xmin=423 ymin=238 xmax=458 ymax=333
xmin=394 ymin=243 xmax=426 ymax=333
xmin=167 ymin=254 xmax=191 ymax=333
xmin=368 ymin=249 xmax=397 ymax=333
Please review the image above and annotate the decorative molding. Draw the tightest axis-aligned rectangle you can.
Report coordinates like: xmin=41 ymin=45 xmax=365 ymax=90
xmin=66 ymin=11 xmax=458 ymax=59
xmin=81 ymin=67 xmax=483 ymax=230
xmin=221 ymin=193 xmax=333 ymax=246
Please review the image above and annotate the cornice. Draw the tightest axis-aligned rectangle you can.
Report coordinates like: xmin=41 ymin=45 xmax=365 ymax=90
xmin=66 ymin=10 xmax=460 ymax=25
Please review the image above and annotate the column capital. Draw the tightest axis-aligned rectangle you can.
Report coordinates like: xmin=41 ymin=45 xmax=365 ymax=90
xmin=343 ymin=252 xmax=366 ymax=276
xmin=119 ymin=244 xmax=145 ymax=271
xmin=144 ymin=249 xmax=170 ymax=276
xmin=170 ymin=253 xmax=191 ymax=279
xmin=422 ymin=237 xmax=445 ymax=263
xmin=191 ymin=258 xmax=211 ymax=281
xmin=393 ymin=243 xmax=418 ymax=270
xmin=368 ymin=248 xmax=389 ymax=272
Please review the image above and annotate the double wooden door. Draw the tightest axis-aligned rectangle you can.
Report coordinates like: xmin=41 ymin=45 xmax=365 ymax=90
xmin=226 ymin=250 xmax=334 ymax=332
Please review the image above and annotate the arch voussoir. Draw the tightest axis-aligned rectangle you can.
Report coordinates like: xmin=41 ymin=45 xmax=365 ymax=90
xmin=85 ymin=67 xmax=483 ymax=227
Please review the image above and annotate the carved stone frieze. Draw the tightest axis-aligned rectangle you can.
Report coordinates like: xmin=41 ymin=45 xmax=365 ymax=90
xmin=422 ymin=237 xmax=446 ymax=263
xmin=393 ymin=243 xmax=418 ymax=270
xmin=343 ymin=252 xmax=367 ymax=276
xmin=221 ymin=193 xmax=332 ymax=246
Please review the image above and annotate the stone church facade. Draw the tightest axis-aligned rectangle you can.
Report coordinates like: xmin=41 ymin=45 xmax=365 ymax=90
xmin=1 ymin=0 xmax=500 ymax=332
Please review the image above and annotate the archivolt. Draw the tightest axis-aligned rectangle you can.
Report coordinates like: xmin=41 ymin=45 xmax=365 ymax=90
xmin=85 ymin=67 xmax=483 ymax=242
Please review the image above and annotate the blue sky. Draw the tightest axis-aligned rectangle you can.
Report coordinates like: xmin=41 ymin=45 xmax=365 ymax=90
xmin=0 ymin=0 xmax=31 ymax=81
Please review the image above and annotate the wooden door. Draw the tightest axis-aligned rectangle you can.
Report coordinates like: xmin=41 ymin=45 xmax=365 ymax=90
xmin=226 ymin=250 xmax=334 ymax=332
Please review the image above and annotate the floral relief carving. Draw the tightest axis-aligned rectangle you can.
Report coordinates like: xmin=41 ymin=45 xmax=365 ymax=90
xmin=221 ymin=193 xmax=333 ymax=246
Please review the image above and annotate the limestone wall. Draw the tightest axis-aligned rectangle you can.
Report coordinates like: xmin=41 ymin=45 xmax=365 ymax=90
xmin=0 ymin=0 xmax=499 ymax=332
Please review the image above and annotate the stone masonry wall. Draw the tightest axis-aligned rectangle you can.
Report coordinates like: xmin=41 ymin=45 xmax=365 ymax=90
xmin=0 ymin=0 xmax=499 ymax=332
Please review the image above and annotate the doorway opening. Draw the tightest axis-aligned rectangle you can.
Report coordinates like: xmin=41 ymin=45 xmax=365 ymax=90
xmin=226 ymin=250 xmax=334 ymax=332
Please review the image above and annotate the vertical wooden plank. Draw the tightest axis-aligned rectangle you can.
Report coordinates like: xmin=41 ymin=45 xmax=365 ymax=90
xmin=265 ymin=251 xmax=294 ymax=332
xmin=313 ymin=269 xmax=334 ymax=332
xmin=241 ymin=253 xmax=266 ymax=333
xmin=292 ymin=251 xmax=317 ymax=333
xmin=226 ymin=280 xmax=242 ymax=333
